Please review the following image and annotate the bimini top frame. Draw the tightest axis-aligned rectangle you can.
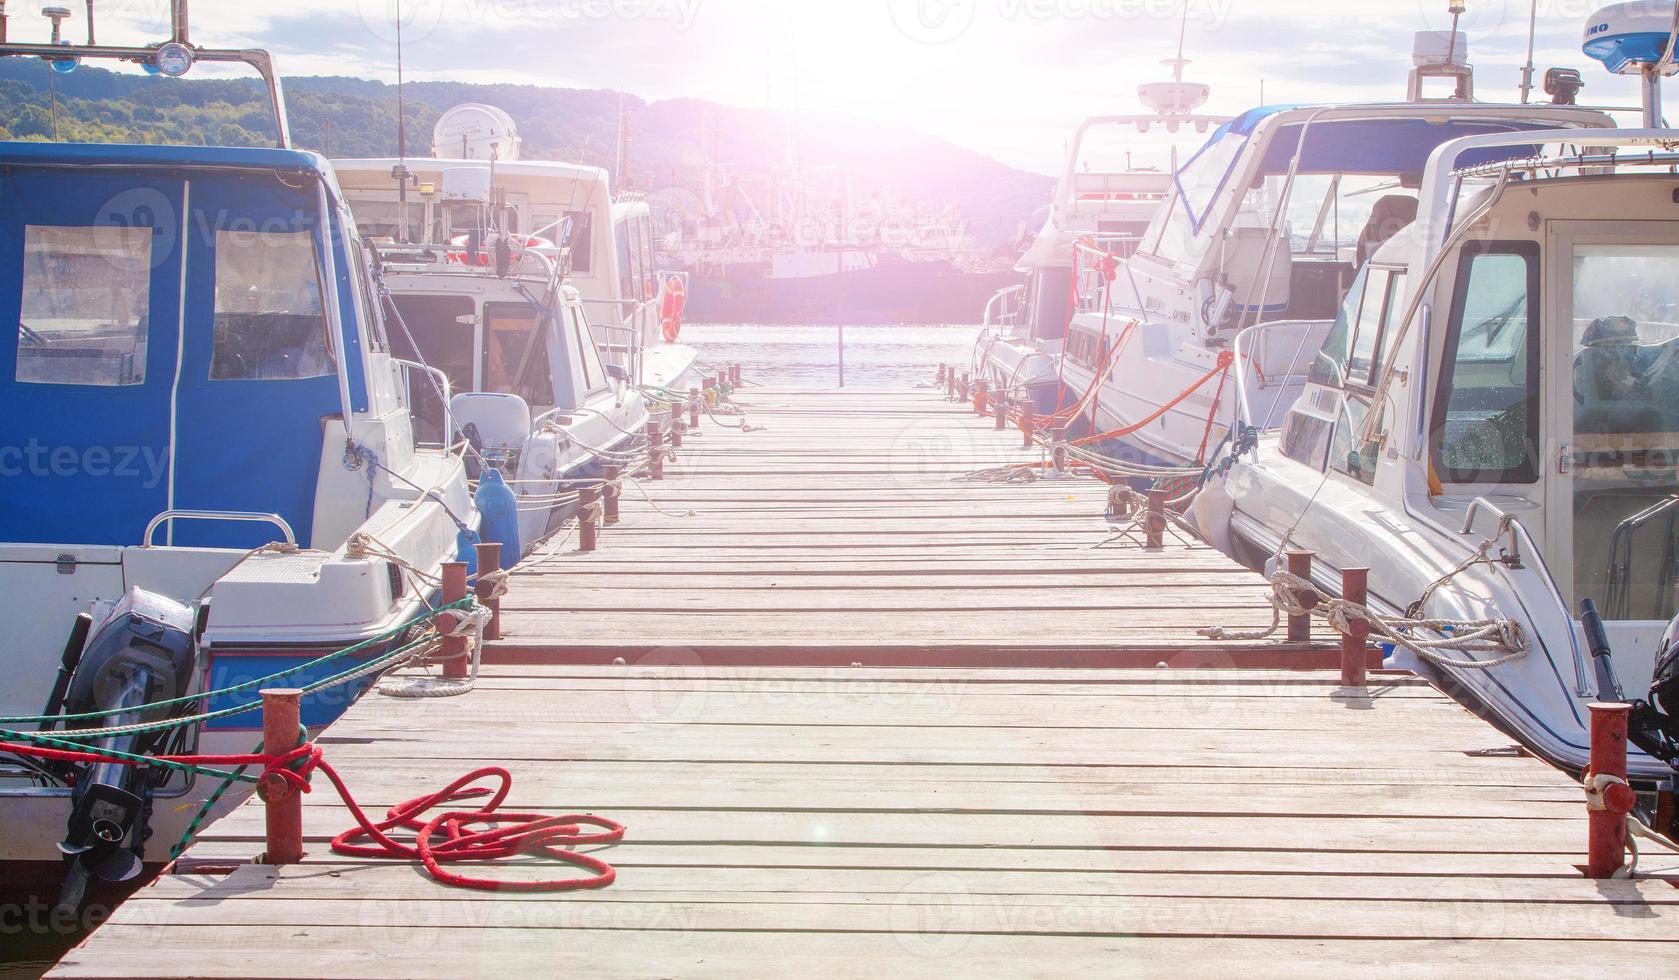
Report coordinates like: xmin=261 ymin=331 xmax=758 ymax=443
xmin=0 ymin=0 xmax=291 ymax=147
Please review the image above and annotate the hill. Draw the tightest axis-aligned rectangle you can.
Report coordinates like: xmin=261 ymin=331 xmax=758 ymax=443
xmin=0 ymin=61 xmax=1051 ymax=248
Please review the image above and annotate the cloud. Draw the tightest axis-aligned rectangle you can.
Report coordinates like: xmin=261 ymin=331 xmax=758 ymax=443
xmin=13 ymin=0 xmax=1661 ymax=172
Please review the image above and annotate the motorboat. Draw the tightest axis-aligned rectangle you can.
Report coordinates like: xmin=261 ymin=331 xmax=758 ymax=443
xmin=1197 ymin=3 xmax=1679 ymax=795
xmin=0 ymin=7 xmax=482 ymax=903
xmin=333 ymin=104 xmax=700 ymax=399
xmin=365 ymin=167 xmax=652 ymax=553
xmin=1056 ymin=25 xmax=1616 ymax=476
xmin=973 ymin=57 xmax=1218 ymax=417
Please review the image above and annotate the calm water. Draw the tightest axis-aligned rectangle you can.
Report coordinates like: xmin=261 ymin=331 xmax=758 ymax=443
xmin=683 ymin=323 xmax=981 ymax=388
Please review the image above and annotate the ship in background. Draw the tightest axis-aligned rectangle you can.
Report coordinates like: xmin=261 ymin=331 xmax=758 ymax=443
xmin=650 ymin=118 xmax=1018 ymax=325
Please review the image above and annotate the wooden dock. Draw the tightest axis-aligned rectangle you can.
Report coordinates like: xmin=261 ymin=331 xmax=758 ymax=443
xmin=50 ymin=386 xmax=1679 ymax=977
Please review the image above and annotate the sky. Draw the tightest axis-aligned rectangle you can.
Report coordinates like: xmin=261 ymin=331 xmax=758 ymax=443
xmin=16 ymin=0 xmax=1666 ymax=173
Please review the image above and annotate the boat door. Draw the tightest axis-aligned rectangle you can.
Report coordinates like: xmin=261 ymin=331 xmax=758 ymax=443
xmin=1544 ymin=221 xmax=1679 ymax=653
xmin=0 ymin=170 xmax=186 ymax=547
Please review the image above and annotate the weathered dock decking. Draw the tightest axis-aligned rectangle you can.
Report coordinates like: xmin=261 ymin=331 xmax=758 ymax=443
xmin=51 ymin=386 xmax=1679 ymax=977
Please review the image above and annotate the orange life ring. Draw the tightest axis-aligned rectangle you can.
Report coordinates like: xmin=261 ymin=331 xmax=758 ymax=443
xmin=660 ymin=277 xmax=686 ymax=344
xmin=445 ymin=233 xmax=554 ymax=267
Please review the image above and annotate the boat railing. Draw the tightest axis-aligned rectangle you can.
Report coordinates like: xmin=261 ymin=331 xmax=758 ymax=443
xmin=1457 ymin=497 xmax=1592 ymax=698
xmin=0 ymin=1 xmax=292 ymax=147
xmin=372 ymin=242 xmax=561 ymax=282
xmin=393 ymin=358 xmax=455 ymax=449
xmin=143 ymin=511 xmax=296 ymax=548
xmin=1072 ymin=236 xmax=1144 ymax=313
xmin=1229 ymin=319 xmax=1335 ymax=438
xmin=982 ymin=284 xmax=1028 ymax=335
xmin=591 ymin=320 xmax=646 ymax=388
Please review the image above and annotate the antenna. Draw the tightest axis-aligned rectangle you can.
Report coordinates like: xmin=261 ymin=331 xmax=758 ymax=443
xmin=1520 ymin=0 xmax=1539 ymax=102
xmin=394 ymin=0 xmax=410 ymax=242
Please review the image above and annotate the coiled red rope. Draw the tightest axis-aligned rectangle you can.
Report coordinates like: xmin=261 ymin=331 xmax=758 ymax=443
xmin=0 ymin=740 xmax=623 ymax=893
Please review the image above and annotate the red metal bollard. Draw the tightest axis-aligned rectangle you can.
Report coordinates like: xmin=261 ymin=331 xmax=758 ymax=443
xmin=1340 ymin=567 xmax=1370 ymax=689
xmin=689 ymin=387 xmax=701 ymax=429
xmin=1145 ymin=489 xmax=1168 ymax=550
xmin=1021 ymin=408 xmax=1036 ymax=450
xmin=937 ymin=363 xmax=947 ymax=389
xmin=578 ymin=485 xmax=599 ymax=553
xmin=732 ymin=364 xmax=741 ymax=385
xmin=258 ymin=688 xmax=304 ymax=865
xmin=1587 ymin=702 xmax=1637 ymax=878
xmin=441 ymin=561 xmax=470 ymax=679
xmin=602 ymin=464 xmax=621 ymax=526
xmin=473 ymin=542 xmax=502 ymax=641
xmin=647 ymin=417 xmax=666 ymax=481
xmin=670 ymin=417 xmax=684 ymax=450
xmin=1285 ymin=550 xmax=1317 ymax=642
xmin=958 ymin=373 xmax=970 ymax=403
xmin=973 ymin=380 xmax=989 ymax=417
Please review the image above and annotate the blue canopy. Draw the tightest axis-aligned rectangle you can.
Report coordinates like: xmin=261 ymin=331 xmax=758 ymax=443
xmin=0 ymin=143 xmax=371 ymax=550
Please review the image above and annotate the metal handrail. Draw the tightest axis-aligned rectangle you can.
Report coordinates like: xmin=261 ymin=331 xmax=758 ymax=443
xmin=394 ymin=358 xmax=455 ymax=444
xmin=1229 ymin=320 xmax=1330 ymax=437
xmin=144 ymin=510 xmax=296 ymax=547
xmin=1457 ymin=497 xmax=1590 ymax=698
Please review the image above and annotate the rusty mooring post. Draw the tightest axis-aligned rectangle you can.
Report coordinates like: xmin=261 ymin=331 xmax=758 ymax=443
xmin=602 ymin=465 xmax=621 ymax=526
xmin=441 ymin=561 xmax=470 ymax=679
xmin=1340 ymin=567 xmax=1370 ymax=689
xmin=578 ymin=485 xmax=599 ymax=553
xmin=258 ymin=688 xmax=304 ymax=865
xmin=994 ymin=392 xmax=1008 ymax=431
xmin=1285 ymin=550 xmax=1317 ymax=642
xmin=1021 ymin=407 xmax=1036 ymax=449
xmin=1145 ymin=489 xmax=1167 ymax=550
xmin=647 ymin=417 xmax=666 ymax=481
xmin=1050 ymin=425 xmax=1068 ymax=475
xmin=1587 ymin=702 xmax=1637 ymax=879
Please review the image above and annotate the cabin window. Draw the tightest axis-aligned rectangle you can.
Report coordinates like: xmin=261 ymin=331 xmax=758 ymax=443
xmin=1566 ymin=244 xmax=1679 ymax=621
xmin=388 ymin=294 xmax=474 ymax=443
xmin=571 ymin=306 xmax=608 ymax=393
xmin=1309 ymin=265 xmax=1369 ymax=387
xmin=1430 ymin=242 xmax=1539 ymax=485
xmin=482 ymin=303 xmax=556 ymax=407
xmin=211 ymin=230 xmax=332 ymax=381
xmin=535 ymin=210 xmax=592 ymax=274
xmin=1346 ymin=270 xmax=1394 ymax=385
xmin=353 ymin=238 xmax=389 ymax=353
xmin=16 ymin=225 xmax=152 ymax=386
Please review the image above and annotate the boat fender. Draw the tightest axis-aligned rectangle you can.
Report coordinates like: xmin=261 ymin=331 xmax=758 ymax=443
xmin=1191 ymin=471 xmax=1236 ymax=556
xmin=475 ymin=468 xmax=522 ymax=570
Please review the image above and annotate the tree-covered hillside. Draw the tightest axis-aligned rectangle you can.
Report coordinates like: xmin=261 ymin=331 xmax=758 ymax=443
xmin=0 ymin=61 xmax=1050 ymax=248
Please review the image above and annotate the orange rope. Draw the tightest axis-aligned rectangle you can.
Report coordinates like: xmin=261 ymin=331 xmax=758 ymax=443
xmin=1070 ymin=350 xmax=1235 ymax=448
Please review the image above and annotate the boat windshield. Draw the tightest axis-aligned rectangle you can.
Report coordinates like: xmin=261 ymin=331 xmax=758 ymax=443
xmin=1568 ymin=245 xmax=1679 ymax=622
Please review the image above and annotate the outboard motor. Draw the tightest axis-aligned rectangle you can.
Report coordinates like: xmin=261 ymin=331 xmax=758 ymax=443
xmin=1581 ymin=599 xmax=1679 ymax=768
xmin=53 ymin=589 xmax=198 ymax=911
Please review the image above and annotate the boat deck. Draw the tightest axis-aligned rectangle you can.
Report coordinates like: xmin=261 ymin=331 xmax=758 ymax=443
xmin=50 ymin=386 xmax=1679 ymax=977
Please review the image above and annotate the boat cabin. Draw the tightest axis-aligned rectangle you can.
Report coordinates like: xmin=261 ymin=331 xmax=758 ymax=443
xmin=1276 ymin=130 xmax=1679 ymax=637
